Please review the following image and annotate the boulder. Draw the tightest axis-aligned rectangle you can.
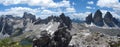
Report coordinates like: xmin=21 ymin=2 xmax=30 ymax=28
xmin=32 ymin=30 xmax=50 ymax=47
xmin=53 ymin=27 xmax=72 ymax=47
xmin=32 ymin=27 xmax=72 ymax=47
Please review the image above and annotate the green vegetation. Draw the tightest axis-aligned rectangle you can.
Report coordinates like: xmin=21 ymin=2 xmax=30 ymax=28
xmin=0 ymin=38 xmax=32 ymax=47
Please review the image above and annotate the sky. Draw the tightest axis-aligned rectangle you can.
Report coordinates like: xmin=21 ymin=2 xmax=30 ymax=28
xmin=0 ymin=0 xmax=120 ymax=20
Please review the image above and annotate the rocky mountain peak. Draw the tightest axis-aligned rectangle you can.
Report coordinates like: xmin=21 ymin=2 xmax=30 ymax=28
xmin=85 ymin=10 xmax=120 ymax=27
xmin=34 ymin=13 xmax=72 ymax=30
xmin=59 ymin=13 xmax=72 ymax=30
xmin=93 ymin=9 xmax=104 ymax=26
xmin=104 ymin=12 xmax=115 ymax=27
xmin=86 ymin=13 xmax=93 ymax=24
xmin=23 ymin=12 xmax=36 ymax=23
xmin=104 ymin=12 xmax=113 ymax=18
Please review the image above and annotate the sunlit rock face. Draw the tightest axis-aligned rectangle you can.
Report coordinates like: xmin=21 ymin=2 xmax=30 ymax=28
xmin=93 ymin=10 xmax=104 ymax=27
xmin=32 ymin=19 xmax=72 ymax=47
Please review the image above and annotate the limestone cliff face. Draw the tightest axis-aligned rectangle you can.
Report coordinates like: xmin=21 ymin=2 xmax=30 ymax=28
xmin=86 ymin=13 xmax=93 ymax=24
xmin=104 ymin=12 xmax=115 ymax=27
xmin=93 ymin=9 xmax=104 ymax=27
xmin=85 ymin=9 xmax=120 ymax=27
xmin=23 ymin=12 xmax=36 ymax=23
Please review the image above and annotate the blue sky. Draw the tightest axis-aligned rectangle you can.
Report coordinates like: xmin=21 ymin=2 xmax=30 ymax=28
xmin=0 ymin=0 xmax=120 ymax=19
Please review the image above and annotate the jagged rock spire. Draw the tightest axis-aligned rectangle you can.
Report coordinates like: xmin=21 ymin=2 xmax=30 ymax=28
xmin=86 ymin=13 xmax=93 ymax=24
xmin=93 ymin=9 xmax=104 ymax=26
xmin=104 ymin=12 xmax=115 ymax=27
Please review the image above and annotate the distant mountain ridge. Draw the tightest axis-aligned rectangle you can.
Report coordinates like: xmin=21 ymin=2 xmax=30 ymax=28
xmin=85 ymin=9 xmax=120 ymax=27
xmin=0 ymin=12 xmax=72 ymax=36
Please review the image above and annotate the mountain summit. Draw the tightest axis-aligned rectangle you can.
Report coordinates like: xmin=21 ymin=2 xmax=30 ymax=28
xmin=86 ymin=9 xmax=120 ymax=28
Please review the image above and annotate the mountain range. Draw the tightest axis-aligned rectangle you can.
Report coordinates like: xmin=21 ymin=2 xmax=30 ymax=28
xmin=86 ymin=9 xmax=120 ymax=27
xmin=0 ymin=9 xmax=120 ymax=47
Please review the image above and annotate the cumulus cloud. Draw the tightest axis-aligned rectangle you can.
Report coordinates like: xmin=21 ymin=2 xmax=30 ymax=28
xmin=86 ymin=6 xmax=95 ymax=9
xmin=97 ymin=0 xmax=120 ymax=8
xmin=86 ymin=6 xmax=92 ymax=9
xmin=40 ymin=9 xmax=62 ymax=19
xmin=66 ymin=7 xmax=76 ymax=13
xmin=97 ymin=0 xmax=120 ymax=11
xmin=87 ymin=1 xmax=94 ymax=4
xmin=0 ymin=7 xmax=64 ymax=19
xmin=0 ymin=0 xmax=70 ymax=8
xmin=101 ymin=10 xmax=120 ymax=18
xmin=70 ymin=12 xmax=91 ymax=20
xmin=0 ymin=7 xmax=40 ymax=17
xmin=97 ymin=0 xmax=120 ymax=18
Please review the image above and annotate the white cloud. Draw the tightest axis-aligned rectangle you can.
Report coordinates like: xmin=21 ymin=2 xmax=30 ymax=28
xmin=86 ymin=6 xmax=95 ymax=9
xmin=0 ymin=0 xmax=70 ymax=8
xmin=97 ymin=0 xmax=120 ymax=11
xmin=41 ymin=9 xmax=62 ymax=15
xmin=86 ymin=6 xmax=92 ymax=9
xmin=40 ymin=9 xmax=62 ymax=18
xmin=101 ymin=10 xmax=120 ymax=18
xmin=70 ymin=12 xmax=91 ymax=20
xmin=97 ymin=0 xmax=120 ymax=18
xmin=0 ymin=7 xmax=63 ymax=19
xmin=97 ymin=0 xmax=120 ymax=8
xmin=66 ymin=7 xmax=76 ymax=13
xmin=87 ymin=1 xmax=94 ymax=4
xmin=0 ymin=7 xmax=40 ymax=17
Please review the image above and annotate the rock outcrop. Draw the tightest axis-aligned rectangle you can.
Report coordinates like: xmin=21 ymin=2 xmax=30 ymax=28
xmin=86 ymin=13 xmax=93 ymax=24
xmin=0 ymin=16 xmax=13 ymax=35
xmin=60 ymin=13 xmax=72 ymax=30
xmin=32 ymin=23 xmax=72 ymax=47
xmin=104 ymin=12 xmax=115 ymax=27
xmin=23 ymin=12 xmax=36 ymax=23
xmin=34 ymin=13 xmax=72 ymax=30
xmin=93 ymin=10 xmax=104 ymax=26
xmin=85 ymin=9 xmax=120 ymax=27
xmin=112 ymin=18 xmax=120 ymax=27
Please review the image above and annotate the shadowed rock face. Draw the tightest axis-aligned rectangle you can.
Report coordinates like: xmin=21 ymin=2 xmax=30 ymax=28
xmin=34 ymin=16 xmax=61 ymax=24
xmin=34 ymin=13 xmax=72 ymax=30
xmin=32 ymin=24 xmax=72 ymax=47
xmin=0 ymin=17 xmax=4 ymax=33
xmin=85 ymin=9 xmax=120 ymax=27
xmin=93 ymin=10 xmax=104 ymax=26
xmin=112 ymin=18 xmax=120 ymax=27
xmin=60 ymin=13 xmax=72 ymax=30
xmin=0 ymin=16 xmax=13 ymax=35
xmin=23 ymin=12 xmax=36 ymax=23
xmin=104 ymin=12 xmax=115 ymax=27
xmin=86 ymin=13 xmax=93 ymax=24
xmin=32 ymin=13 xmax=72 ymax=47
